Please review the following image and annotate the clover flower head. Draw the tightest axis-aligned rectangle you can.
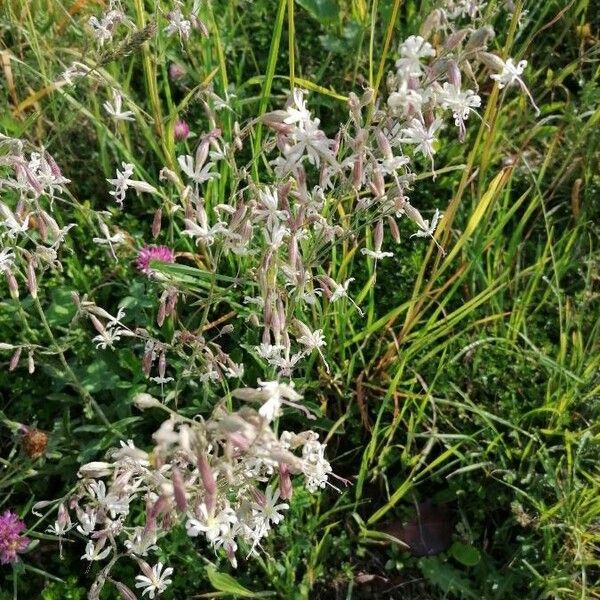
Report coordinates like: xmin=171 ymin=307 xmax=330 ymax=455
xmin=0 ymin=510 xmax=29 ymax=565
xmin=136 ymin=245 xmax=175 ymax=276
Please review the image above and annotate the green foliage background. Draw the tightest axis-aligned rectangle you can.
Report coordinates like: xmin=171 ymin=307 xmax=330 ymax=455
xmin=0 ymin=0 xmax=599 ymax=598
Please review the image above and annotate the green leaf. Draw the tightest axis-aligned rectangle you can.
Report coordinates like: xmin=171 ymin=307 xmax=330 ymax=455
xmin=449 ymin=541 xmax=481 ymax=567
xmin=206 ymin=568 xmax=260 ymax=598
xmin=79 ymin=360 xmax=121 ymax=393
xmin=296 ymin=0 xmax=338 ymax=22
xmin=45 ymin=288 xmax=77 ymax=326
xmin=419 ymin=556 xmax=478 ymax=599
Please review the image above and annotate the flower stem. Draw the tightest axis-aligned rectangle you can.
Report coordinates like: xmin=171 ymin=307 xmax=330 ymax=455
xmin=31 ymin=296 xmax=117 ymax=434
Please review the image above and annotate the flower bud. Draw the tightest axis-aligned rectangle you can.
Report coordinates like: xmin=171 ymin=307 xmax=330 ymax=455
xmin=447 ymin=60 xmax=461 ymax=88
xmin=90 ymin=315 xmax=105 ymax=335
xmin=113 ymin=581 xmax=138 ymax=600
xmin=197 ymin=453 xmax=216 ymax=514
xmin=57 ymin=502 xmax=71 ymax=531
xmin=374 ymin=220 xmax=384 ymax=253
xmin=152 ymin=208 xmax=162 ymax=239
xmin=157 ymin=297 xmax=166 ymax=327
xmin=78 ymin=461 xmax=114 ymax=478
xmin=158 ymin=352 xmax=166 ymax=378
xmin=466 ymin=26 xmax=495 ymax=52
xmin=279 ymin=463 xmax=293 ymax=500
xmin=420 ymin=9 xmax=442 ymax=38
xmin=159 ymin=168 xmax=179 ymax=184
xmin=171 ymin=468 xmax=187 ymax=511
xmin=5 ymin=269 xmax=19 ymax=300
xmin=26 ymin=261 xmax=37 ymax=299
xmin=132 ymin=393 xmax=162 ymax=411
xmin=9 ymin=347 xmax=21 ymax=371
xmin=477 ymin=51 xmax=505 ymax=72
xmin=443 ymin=29 xmax=468 ymax=51
xmin=387 ymin=216 xmax=401 ymax=244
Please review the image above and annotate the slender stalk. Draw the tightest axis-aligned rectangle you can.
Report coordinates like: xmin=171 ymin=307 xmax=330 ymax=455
xmin=31 ymin=297 xmax=117 ymax=434
xmin=287 ymin=0 xmax=295 ymax=89
xmin=251 ymin=0 xmax=287 ymax=180
xmin=131 ymin=0 xmax=175 ymax=171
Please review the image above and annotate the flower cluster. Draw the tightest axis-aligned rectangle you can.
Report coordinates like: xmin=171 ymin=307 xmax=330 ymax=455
xmin=52 ymin=383 xmax=333 ymax=597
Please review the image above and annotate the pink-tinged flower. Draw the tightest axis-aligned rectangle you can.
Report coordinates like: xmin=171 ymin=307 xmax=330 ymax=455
xmin=136 ymin=245 xmax=175 ymax=276
xmin=168 ymin=63 xmax=186 ymax=80
xmin=0 ymin=510 xmax=29 ymax=564
xmin=173 ymin=119 xmax=190 ymax=141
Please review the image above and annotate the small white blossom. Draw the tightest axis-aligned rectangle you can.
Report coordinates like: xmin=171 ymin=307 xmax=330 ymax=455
xmin=103 ymin=90 xmax=135 ymax=121
xmin=252 ymin=486 xmax=289 ymax=528
xmin=135 ymin=562 xmax=173 ymax=599
xmin=107 ymin=162 xmax=158 ymax=208
xmin=82 ymin=539 xmax=111 ymax=562
xmin=164 ymin=5 xmax=192 ymax=41
xmin=395 ymin=35 xmax=436 ymax=78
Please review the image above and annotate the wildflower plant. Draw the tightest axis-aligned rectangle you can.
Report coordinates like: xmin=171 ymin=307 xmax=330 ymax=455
xmin=0 ymin=0 xmax=545 ymax=596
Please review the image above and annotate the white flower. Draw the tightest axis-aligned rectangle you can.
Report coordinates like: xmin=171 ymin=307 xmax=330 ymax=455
xmin=46 ymin=519 xmax=72 ymax=536
xmin=395 ymin=35 xmax=435 ymax=78
xmin=60 ymin=62 xmax=92 ymax=84
xmin=92 ymin=222 xmax=127 ymax=261
xmin=399 ymin=118 xmax=443 ymax=166
xmin=296 ymin=326 xmax=326 ymax=354
xmin=284 ymin=89 xmax=312 ymax=126
xmin=0 ymin=201 xmax=29 ymax=238
xmin=89 ymin=10 xmax=124 ymax=47
xmin=252 ymin=486 xmax=289 ymax=527
xmin=103 ymin=90 xmax=135 ymax=121
xmin=437 ymin=83 xmax=481 ymax=133
xmin=177 ymin=154 xmax=219 ymax=186
xmin=404 ymin=204 xmax=445 ymax=254
xmin=490 ymin=57 xmax=540 ymax=114
xmin=81 ymin=539 xmax=111 ymax=562
xmin=286 ymin=119 xmax=336 ymax=170
xmin=381 ymin=154 xmax=410 ymax=175
xmin=446 ymin=0 xmax=486 ymax=19
xmin=301 ymin=433 xmax=332 ymax=492
xmin=92 ymin=324 xmax=128 ymax=350
xmin=233 ymin=380 xmax=303 ymax=423
xmin=272 ymin=351 xmax=304 ymax=377
xmin=329 ymin=278 xmax=354 ymax=302
xmin=124 ymin=527 xmax=158 ymax=557
xmin=254 ymin=186 xmax=289 ymax=230
xmin=255 ymin=343 xmax=283 ymax=361
xmin=164 ymin=6 xmax=192 ymax=41
xmin=75 ymin=507 xmax=97 ymax=536
xmin=361 ymin=248 xmax=394 ymax=260
xmin=409 ymin=207 xmax=442 ymax=239
xmin=183 ymin=218 xmax=227 ymax=246
xmin=186 ymin=503 xmax=237 ymax=542
xmin=107 ymin=162 xmax=158 ymax=207
xmin=490 ymin=57 xmax=527 ymax=89
xmin=0 ymin=248 xmax=14 ymax=273
xmin=135 ymin=562 xmax=173 ymax=599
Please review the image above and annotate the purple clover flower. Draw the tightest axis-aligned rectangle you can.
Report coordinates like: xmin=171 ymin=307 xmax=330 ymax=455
xmin=168 ymin=63 xmax=186 ymax=80
xmin=0 ymin=510 xmax=29 ymax=565
xmin=136 ymin=245 xmax=175 ymax=276
xmin=174 ymin=119 xmax=190 ymax=141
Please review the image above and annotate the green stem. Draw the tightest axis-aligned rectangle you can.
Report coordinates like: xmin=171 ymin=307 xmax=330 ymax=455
xmin=31 ymin=296 xmax=117 ymax=434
